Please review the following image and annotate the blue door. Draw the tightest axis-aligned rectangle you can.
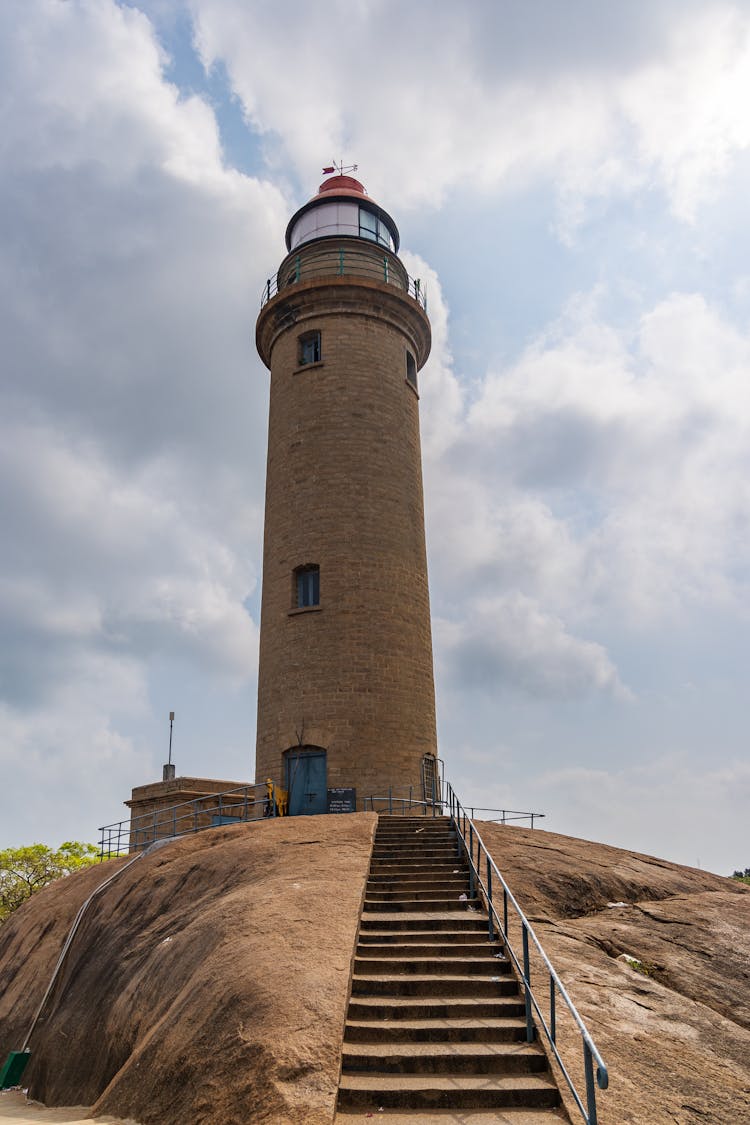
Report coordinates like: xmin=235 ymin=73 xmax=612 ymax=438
xmin=286 ymin=749 xmax=327 ymax=816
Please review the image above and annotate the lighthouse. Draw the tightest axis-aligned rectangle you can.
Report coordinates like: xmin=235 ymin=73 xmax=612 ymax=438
xmin=255 ymin=170 xmax=437 ymax=814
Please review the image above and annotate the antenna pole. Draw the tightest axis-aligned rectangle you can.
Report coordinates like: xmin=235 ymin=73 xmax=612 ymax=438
xmin=163 ymin=711 xmax=176 ymax=782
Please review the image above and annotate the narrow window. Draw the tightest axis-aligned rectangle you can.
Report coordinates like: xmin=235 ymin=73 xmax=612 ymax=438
xmin=406 ymin=350 xmax=418 ymax=392
xmin=298 ymin=331 xmax=321 ymax=366
xmin=359 ymin=208 xmax=378 ymax=241
xmin=294 ymin=564 xmax=320 ymax=608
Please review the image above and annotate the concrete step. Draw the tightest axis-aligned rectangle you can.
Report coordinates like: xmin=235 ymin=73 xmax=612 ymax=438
xmin=364 ymin=899 xmax=483 ymax=913
xmin=351 ymin=975 xmax=519 ymax=998
xmin=336 ymin=1108 xmax=570 ymax=1123
xmin=356 ymin=943 xmax=503 ymax=958
xmin=344 ymin=1017 xmax=528 ymax=1043
xmin=346 ymin=996 xmax=527 ymax=1021
xmin=369 ymin=866 xmax=468 ymax=879
xmin=374 ymin=836 xmax=458 ymax=846
xmin=337 ymin=1073 xmax=561 ymax=1111
xmin=371 ymin=850 xmax=463 ymax=859
xmin=367 ymin=876 xmax=469 ymax=889
xmin=376 ymin=818 xmax=449 ymax=826
xmin=353 ymin=957 xmax=511 ymax=977
xmin=341 ymin=1042 xmax=548 ymax=1076
xmin=358 ymin=931 xmax=493 ymax=946
xmin=360 ymin=914 xmax=488 ymax=931
xmin=365 ymin=889 xmax=473 ymax=903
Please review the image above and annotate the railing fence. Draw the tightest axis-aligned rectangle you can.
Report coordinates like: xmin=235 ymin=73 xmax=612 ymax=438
xmin=446 ymin=782 xmax=608 ymax=1124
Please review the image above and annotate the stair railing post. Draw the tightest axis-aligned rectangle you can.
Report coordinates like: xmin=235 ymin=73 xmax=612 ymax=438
xmin=388 ymin=786 xmax=393 ymax=815
xmin=584 ymin=1040 xmax=598 ymax=1125
xmin=522 ymin=923 xmax=535 ymax=1042
xmin=469 ymin=823 xmax=475 ymax=898
xmin=486 ymin=855 xmax=494 ymax=942
xmin=550 ymin=977 xmax=557 ymax=1044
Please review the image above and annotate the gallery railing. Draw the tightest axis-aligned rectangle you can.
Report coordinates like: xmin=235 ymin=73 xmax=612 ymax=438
xmin=446 ymin=781 xmax=609 ymax=1125
xmin=260 ymin=244 xmax=427 ymax=311
xmin=97 ymin=781 xmax=277 ymax=859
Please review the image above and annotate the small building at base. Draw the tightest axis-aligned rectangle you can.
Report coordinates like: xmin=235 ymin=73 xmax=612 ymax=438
xmin=126 ymin=776 xmax=252 ymax=848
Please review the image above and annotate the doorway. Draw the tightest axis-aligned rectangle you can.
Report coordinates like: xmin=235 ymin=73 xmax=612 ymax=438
xmin=284 ymin=747 xmax=327 ymax=816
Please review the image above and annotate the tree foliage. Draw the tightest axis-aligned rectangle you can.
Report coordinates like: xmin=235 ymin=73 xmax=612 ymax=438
xmin=731 ymin=867 xmax=750 ymax=885
xmin=0 ymin=842 xmax=99 ymax=924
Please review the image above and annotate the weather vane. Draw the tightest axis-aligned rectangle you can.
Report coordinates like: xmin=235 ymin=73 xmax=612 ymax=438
xmin=322 ymin=160 xmax=358 ymax=176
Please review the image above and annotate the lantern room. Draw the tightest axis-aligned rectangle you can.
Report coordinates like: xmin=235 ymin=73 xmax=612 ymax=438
xmin=285 ymin=174 xmax=400 ymax=253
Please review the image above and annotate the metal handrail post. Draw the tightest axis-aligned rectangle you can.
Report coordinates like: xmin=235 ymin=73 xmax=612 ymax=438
xmin=486 ymin=856 xmax=494 ymax=941
xmin=522 ymin=923 xmax=534 ymax=1042
xmin=584 ymin=1043 xmax=598 ymax=1125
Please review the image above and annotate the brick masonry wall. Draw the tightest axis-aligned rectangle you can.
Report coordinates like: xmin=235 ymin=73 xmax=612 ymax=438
xmin=255 ymin=267 xmax=438 ymax=807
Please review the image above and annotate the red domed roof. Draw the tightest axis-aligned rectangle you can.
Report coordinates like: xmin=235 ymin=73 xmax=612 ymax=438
xmin=318 ymin=174 xmax=366 ymax=196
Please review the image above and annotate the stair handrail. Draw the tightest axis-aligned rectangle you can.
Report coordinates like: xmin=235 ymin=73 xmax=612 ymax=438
xmin=447 ymin=781 xmax=609 ymax=1125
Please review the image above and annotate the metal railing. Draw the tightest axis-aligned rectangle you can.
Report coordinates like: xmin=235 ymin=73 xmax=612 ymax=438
xmin=463 ymin=804 xmax=545 ymax=828
xmin=363 ymin=791 xmax=443 ymax=816
xmin=363 ymin=783 xmax=544 ymax=828
xmin=260 ymin=244 xmax=427 ymax=311
xmin=98 ymin=781 xmax=277 ymax=859
xmin=446 ymin=781 xmax=609 ymax=1124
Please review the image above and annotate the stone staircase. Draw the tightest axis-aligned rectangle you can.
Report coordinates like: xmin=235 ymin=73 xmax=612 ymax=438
xmin=335 ymin=815 xmax=569 ymax=1122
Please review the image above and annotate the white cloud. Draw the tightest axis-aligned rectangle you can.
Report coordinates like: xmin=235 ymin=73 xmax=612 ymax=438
xmin=435 ymin=593 xmax=629 ymax=701
xmin=533 ymin=755 xmax=750 ymax=875
xmin=188 ymin=0 xmax=750 ymax=226
xmin=424 ymin=286 xmax=750 ymax=639
xmin=0 ymin=0 xmax=282 ymax=840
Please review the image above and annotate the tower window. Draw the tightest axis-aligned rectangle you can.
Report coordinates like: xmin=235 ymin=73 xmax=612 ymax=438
xmin=359 ymin=207 xmax=392 ymax=249
xmin=406 ymin=350 xmax=418 ymax=392
xmin=298 ymin=331 xmax=321 ymax=366
xmin=294 ymin=564 xmax=320 ymax=608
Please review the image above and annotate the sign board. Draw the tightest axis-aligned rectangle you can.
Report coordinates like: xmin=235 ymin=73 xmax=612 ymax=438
xmin=327 ymin=787 xmax=356 ymax=814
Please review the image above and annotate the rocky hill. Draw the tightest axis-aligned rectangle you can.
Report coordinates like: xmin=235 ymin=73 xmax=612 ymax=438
xmin=0 ymin=814 xmax=747 ymax=1124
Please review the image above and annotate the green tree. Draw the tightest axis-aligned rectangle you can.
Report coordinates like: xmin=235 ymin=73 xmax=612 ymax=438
xmin=0 ymin=842 xmax=99 ymax=924
xmin=731 ymin=867 xmax=750 ymax=885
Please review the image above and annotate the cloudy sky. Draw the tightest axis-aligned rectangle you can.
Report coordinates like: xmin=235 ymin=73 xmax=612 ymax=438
xmin=1 ymin=0 xmax=749 ymax=876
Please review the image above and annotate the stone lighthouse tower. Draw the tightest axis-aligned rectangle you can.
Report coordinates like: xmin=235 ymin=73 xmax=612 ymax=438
xmin=255 ymin=171 xmax=437 ymax=814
